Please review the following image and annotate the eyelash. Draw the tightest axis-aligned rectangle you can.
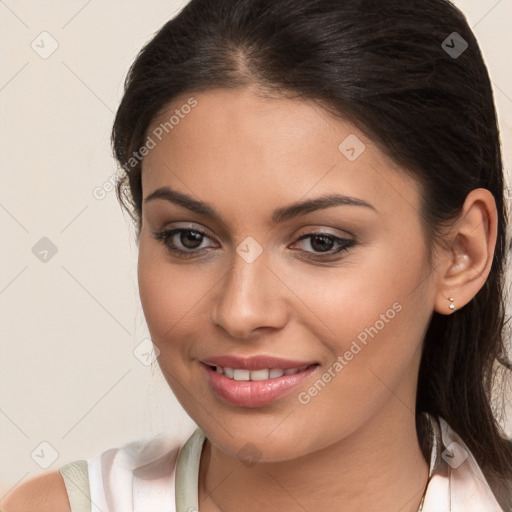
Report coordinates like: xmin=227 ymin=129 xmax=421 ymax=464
xmin=152 ymin=227 xmax=355 ymax=261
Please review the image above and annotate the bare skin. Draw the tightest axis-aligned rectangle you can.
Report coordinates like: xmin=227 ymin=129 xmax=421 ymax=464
xmin=0 ymin=471 xmax=70 ymax=511
xmin=136 ymin=86 xmax=496 ymax=512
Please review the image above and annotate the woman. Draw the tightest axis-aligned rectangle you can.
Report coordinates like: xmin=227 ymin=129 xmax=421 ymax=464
xmin=3 ymin=0 xmax=511 ymax=510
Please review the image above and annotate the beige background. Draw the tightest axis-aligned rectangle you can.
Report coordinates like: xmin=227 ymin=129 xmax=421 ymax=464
xmin=1 ymin=0 xmax=511 ymax=496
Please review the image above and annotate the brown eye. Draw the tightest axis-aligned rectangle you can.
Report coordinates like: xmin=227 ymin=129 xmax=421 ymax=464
xmin=152 ymin=228 xmax=216 ymax=257
xmin=178 ymin=230 xmax=204 ymax=249
xmin=308 ymin=234 xmax=336 ymax=252
xmin=292 ymin=233 xmax=355 ymax=259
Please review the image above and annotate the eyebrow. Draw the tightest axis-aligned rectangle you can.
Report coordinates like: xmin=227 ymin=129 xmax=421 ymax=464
xmin=144 ymin=186 xmax=377 ymax=224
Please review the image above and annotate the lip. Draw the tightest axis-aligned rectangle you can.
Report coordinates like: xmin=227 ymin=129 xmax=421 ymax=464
xmin=200 ymin=356 xmax=319 ymax=408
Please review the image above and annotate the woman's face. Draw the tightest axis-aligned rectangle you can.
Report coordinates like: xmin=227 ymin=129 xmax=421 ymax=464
xmin=138 ymin=87 xmax=440 ymax=461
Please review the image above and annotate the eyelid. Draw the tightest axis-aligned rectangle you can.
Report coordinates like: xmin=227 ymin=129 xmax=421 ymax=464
xmin=292 ymin=224 xmax=357 ymax=244
xmin=160 ymin=222 xmax=218 ymax=241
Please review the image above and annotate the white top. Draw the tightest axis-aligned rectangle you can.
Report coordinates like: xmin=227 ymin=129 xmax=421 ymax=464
xmin=58 ymin=414 xmax=511 ymax=512
xmin=87 ymin=430 xmax=183 ymax=511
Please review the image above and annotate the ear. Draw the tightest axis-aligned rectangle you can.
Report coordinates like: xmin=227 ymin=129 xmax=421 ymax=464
xmin=433 ymin=188 xmax=498 ymax=315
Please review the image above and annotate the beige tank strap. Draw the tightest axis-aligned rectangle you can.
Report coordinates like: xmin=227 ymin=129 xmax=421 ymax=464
xmin=58 ymin=460 xmax=92 ymax=512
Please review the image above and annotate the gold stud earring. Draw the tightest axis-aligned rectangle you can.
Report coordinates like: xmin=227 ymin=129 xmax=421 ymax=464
xmin=448 ymin=297 xmax=455 ymax=311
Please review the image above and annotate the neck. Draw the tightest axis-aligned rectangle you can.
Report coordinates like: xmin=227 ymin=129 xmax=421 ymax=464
xmin=198 ymin=401 xmax=430 ymax=512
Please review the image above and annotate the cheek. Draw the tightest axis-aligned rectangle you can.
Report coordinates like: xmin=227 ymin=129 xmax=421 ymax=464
xmin=287 ymin=293 xmax=428 ymax=451
xmin=282 ymin=241 xmax=431 ymax=405
xmin=277 ymin=233 xmax=430 ymax=352
xmin=137 ymin=241 xmax=187 ymax=345
xmin=137 ymin=241 xmax=216 ymax=354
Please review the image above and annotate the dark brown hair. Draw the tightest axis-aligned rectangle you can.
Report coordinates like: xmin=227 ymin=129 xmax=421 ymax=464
xmin=111 ymin=0 xmax=512 ymax=490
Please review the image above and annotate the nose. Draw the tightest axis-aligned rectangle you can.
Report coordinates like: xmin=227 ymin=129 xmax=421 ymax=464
xmin=210 ymin=248 xmax=289 ymax=340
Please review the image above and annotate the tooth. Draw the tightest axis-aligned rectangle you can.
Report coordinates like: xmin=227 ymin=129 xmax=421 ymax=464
xmin=284 ymin=368 xmax=299 ymax=375
xmin=216 ymin=366 xmax=224 ymax=374
xmin=269 ymin=368 xmax=284 ymax=378
xmin=250 ymin=369 xmax=270 ymax=380
xmin=298 ymin=365 xmax=309 ymax=371
xmin=224 ymin=367 xmax=234 ymax=378
xmin=234 ymin=369 xmax=251 ymax=381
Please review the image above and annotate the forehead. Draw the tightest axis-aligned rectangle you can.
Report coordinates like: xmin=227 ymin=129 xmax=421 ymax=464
xmin=141 ymin=88 xmax=420 ymax=219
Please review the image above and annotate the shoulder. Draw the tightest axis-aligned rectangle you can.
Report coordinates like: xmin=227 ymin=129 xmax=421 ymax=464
xmin=0 ymin=470 xmax=71 ymax=512
xmin=1 ymin=429 xmax=195 ymax=512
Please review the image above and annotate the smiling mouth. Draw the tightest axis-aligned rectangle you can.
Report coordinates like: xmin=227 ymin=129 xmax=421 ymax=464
xmin=207 ymin=364 xmax=316 ymax=381
xmin=201 ymin=361 xmax=320 ymax=407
